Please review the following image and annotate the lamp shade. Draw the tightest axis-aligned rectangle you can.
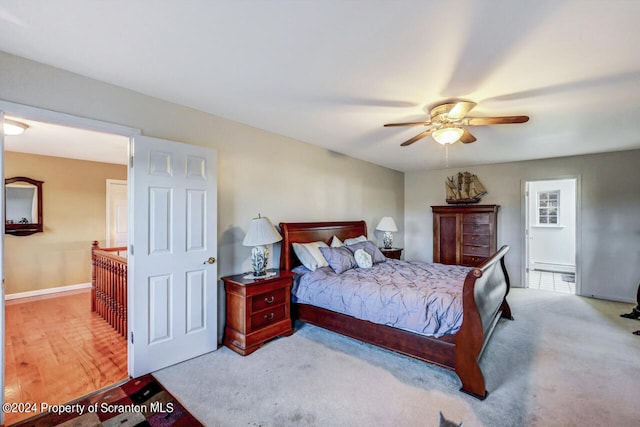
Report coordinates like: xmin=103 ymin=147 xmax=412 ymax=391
xmin=376 ymin=217 xmax=398 ymax=232
xmin=242 ymin=215 xmax=282 ymax=246
xmin=432 ymin=126 xmax=464 ymax=145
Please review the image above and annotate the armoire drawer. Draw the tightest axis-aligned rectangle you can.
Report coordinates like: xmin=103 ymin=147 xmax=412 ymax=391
xmin=463 ymin=213 xmax=491 ymax=224
xmin=462 ymin=244 xmax=490 ymax=257
xmin=463 ymin=223 xmax=490 ymax=235
xmin=462 ymin=255 xmax=488 ymax=266
xmin=462 ymin=233 xmax=490 ymax=246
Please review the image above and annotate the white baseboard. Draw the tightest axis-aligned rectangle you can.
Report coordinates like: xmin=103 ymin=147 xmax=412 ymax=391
xmin=5 ymin=282 xmax=92 ymax=301
xmin=585 ymin=293 xmax=636 ymax=304
xmin=532 ymin=261 xmax=576 ymax=274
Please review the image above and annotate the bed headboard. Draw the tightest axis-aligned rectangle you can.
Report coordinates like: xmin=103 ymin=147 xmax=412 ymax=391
xmin=279 ymin=221 xmax=367 ymax=271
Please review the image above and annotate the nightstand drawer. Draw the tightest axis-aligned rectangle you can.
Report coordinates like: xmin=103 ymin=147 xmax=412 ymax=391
xmin=251 ymin=287 xmax=286 ymax=312
xmin=463 ymin=223 xmax=490 ymax=235
xmin=380 ymin=247 xmax=403 ymax=260
xmin=250 ymin=304 xmax=286 ymax=332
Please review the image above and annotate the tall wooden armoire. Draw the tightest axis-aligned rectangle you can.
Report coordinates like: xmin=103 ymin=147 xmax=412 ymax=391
xmin=432 ymin=204 xmax=499 ymax=267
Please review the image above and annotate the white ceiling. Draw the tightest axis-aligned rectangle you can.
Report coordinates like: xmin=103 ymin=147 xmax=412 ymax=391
xmin=1 ymin=1 xmax=640 ymax=172
xmin=4 ymin=117 xmax=129 ymax=165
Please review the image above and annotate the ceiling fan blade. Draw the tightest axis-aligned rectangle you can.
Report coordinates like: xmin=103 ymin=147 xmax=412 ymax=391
xmin=447 ymin=101 xmax=477 ymax=119
xmin=383 ymin=121 xmax=430 ymax=127
xmin=400 ymin=129 xmax=433 ymax=146
xmin=459 ymin=129 xmax=476 ymax=144
xmin=466 ymin=115 xmax=529 ymax=126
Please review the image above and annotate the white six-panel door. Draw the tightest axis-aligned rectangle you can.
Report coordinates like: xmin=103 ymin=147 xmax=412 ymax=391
xmin=129 ymin=135 xmax=218 ymax=377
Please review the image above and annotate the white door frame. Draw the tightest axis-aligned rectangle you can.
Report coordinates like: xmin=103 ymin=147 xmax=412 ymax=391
xmin=0 ymin=111 xmax=6 ymax=427
xmin=106 ymin=179 xmax=128 ymax=247
xmin=522 ymin=175 xmax=581 ymax=295
xmin=0 ymin=101 xmax=140 ymax=424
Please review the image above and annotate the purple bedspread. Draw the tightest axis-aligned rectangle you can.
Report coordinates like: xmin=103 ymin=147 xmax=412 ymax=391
xmin=292 ymin=259 xmax=474 ymax=338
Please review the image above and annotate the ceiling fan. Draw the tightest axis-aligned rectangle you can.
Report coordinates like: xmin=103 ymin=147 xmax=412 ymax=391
xmin=384 ymin=101 xmax=529 ymax=146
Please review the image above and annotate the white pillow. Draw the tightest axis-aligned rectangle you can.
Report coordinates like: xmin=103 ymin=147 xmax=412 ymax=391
xmin=343 ymin=235 xmax=367 ymax=246
xmin=354 ymin=249 xmax=373 ymax=269
xmin=330 ymin=236 xmax=343 ymax=247
xmin=292 ymin=241 xmax=329 ymax=271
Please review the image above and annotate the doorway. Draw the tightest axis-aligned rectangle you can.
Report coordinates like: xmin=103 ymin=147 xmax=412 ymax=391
xmin=2 ymin=103 xmax=220 ymax=425
xmin=525 ymin=178 xmax=579 ymax=294
xmin=1 ymin=105 xmax=135 ymax=425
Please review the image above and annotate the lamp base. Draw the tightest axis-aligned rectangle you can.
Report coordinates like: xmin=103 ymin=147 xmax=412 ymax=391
xmin=382 ymin=232 xmax=393 ymax=249
xmin=251 ymin=245 xmax=269 ymax=277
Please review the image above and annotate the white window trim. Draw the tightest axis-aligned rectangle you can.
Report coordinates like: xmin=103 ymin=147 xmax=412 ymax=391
xmin=536 ymin=189 xmax=560 ymax=226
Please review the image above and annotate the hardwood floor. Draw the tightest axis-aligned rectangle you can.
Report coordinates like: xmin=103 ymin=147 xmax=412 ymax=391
xmin=4 ymin=289 xmax=128 ymax=425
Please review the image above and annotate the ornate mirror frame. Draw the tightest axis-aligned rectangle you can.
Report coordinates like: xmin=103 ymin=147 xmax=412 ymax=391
xmin=5 ymin=176 xmax=44 ymax=236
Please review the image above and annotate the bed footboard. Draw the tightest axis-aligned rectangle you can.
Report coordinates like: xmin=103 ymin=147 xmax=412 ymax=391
xmin=455 ymin=245 xmax=511 ymax=399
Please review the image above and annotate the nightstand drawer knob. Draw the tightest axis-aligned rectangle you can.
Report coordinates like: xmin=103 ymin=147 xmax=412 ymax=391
xmin=264 ymin=296 xmax=275 ymax=304
xmin=264 ymin=312 xmax=275 ymax=321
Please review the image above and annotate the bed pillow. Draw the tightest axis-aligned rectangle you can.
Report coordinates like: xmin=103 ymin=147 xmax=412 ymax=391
xmin=354 ymin=249 xmax=373 ymax=269
xmin=345 ymin=240 xmax=387 ymax=264
xmin=319 ymin=246 xmax=357 ymax=274
xmin=330 ymin=236 xmax=343 ymax=247
xmin=291 ymin=264 xmax=311 ymax=276
xmin=343 ymin=235 xmax=367 ymax=245
xmin=292 ymin=241 xmax=329 ymax=271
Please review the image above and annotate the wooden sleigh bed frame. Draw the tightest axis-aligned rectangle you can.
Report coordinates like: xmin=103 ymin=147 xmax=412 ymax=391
xmin=279 ymin=221 xmax=513 ymax=400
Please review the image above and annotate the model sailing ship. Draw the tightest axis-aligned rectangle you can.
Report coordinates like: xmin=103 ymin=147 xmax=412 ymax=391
xmin=446 ymin=172 xmax=487 ymax=204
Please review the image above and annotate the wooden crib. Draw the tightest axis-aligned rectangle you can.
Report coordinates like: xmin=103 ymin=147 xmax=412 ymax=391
xmin=91 ymin=241 xmax=128 ymax=337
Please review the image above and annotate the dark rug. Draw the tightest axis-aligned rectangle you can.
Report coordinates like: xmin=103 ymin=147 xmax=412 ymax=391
xmin=11 ymin=374 xmax=203 ymax=427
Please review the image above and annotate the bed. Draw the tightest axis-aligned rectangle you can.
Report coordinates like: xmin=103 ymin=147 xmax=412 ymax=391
xmin=279 ymin=220 xmax=512 ymax=400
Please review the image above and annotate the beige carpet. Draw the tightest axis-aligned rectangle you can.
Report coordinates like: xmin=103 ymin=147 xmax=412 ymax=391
xmin=154 ymin=288 xmax=640 ymax=426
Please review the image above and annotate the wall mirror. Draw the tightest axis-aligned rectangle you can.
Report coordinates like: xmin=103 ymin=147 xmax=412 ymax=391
xmin=5 ymin=176 xmax=44 ymax=236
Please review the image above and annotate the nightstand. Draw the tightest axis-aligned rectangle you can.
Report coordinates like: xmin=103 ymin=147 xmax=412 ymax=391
xmin=222 ymin=269 xmax=294 ymax=356
xmin=380 ymin=247 xmax=403 ymax=260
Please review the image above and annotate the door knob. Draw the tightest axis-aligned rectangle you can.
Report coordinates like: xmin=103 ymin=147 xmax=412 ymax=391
xmin=203 ymin=257 xmax=216 ymax=264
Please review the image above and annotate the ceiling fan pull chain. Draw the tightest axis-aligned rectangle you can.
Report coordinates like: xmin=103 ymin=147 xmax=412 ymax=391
xmin=445 ymin=145 xmax=449 ymax=167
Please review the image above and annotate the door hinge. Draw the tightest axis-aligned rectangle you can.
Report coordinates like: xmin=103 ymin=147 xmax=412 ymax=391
xmin=130 ymin=331 xmax=134 ymax=344
xmin=129 ymin=155 xmax=134 ymax=168
xmin=130 ymin=244 xmax=134 ymax=255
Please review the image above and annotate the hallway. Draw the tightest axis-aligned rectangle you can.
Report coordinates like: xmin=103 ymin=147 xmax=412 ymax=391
xmin=4 ymin=289 xmax=128 ymax=425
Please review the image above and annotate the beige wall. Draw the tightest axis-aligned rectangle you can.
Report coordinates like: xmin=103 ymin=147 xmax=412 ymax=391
xmin=0 ymin=50 xmax=404 ymax=286
xmin=4 ymin=152 xmax=127 ymax=294
xmin=405 ymin=150 xmax=640 ymax=303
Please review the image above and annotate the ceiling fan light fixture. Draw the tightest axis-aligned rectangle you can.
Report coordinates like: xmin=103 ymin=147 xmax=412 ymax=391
xmin=432 ymin=126 xmax=464 ymax=145
xmin=3 ymin=119 xmax=29 ymax=136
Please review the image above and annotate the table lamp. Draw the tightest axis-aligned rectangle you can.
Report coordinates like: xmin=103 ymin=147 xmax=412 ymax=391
xmin=376 ymin=216 xmax=398 ymax=249
xmin=242 ymin=214 xmax=282 ymax=277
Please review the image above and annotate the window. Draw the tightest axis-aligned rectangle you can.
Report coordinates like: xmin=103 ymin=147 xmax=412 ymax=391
xmin=537 ymin=190 xmax=559 ymax=225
